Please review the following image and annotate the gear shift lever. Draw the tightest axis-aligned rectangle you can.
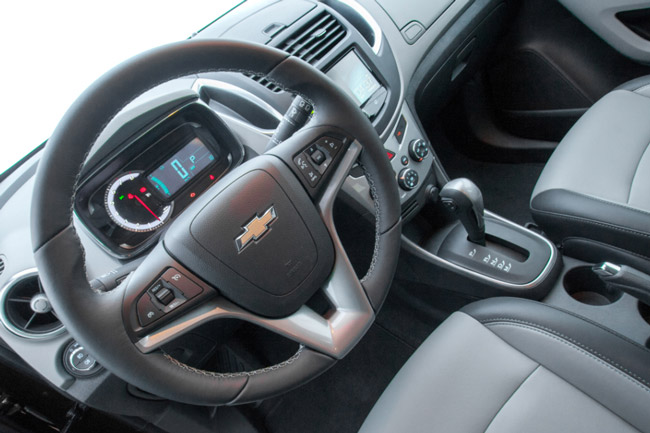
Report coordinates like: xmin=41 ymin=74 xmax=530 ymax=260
xmin=440 ymin=178 xmax=486 ymax=246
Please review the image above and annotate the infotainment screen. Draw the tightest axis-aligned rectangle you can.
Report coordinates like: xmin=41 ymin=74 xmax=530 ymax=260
xmin=147 ymin=137 xmax=216 ymax=197
xmin=326 ymin=51 xmax=381 ymax=106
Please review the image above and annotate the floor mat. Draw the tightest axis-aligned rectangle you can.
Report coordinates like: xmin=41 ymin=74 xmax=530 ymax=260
xmin=260 ymin=278 xmax=475 ymax=433
xmin=262 ymin=324 xmax=414 ymax=433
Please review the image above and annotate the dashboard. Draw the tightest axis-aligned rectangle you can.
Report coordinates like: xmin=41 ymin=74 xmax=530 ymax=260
xmin=0 ymin=0 xmax=504 ymax=415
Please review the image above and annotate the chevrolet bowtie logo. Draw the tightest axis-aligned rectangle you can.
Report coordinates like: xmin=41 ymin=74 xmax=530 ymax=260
xmin=235 ymin=206 xmax=278 ymax=252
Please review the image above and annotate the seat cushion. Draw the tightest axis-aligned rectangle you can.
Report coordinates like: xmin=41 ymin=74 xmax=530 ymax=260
xmin=359 ymin=298 xmax=650 ymax=433
xmin=530 ymin=81 xmax=650 ymax=262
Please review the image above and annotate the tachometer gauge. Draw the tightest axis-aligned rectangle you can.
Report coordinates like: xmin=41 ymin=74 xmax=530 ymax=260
xmin=105 ymin=172 xmax=172 ymax=232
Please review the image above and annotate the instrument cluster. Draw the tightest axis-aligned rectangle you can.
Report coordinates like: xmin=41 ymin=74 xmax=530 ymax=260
xmin=74 ymin=103 xmax=244 ymax=258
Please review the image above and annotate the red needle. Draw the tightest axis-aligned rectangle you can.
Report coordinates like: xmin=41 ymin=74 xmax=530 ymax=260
xmin=133 ymin=195 xmax=161 ymax=221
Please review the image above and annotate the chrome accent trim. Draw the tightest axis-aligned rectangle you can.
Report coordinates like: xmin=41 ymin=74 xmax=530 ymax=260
xmin=137 ymin=142 xmax=373 ymax=359
xmin=336 ymin=0 xmax=383 ymax=54
xmin=0 ymin=269 xmax=66 ymax=340
xmin=402 ymin=210 xmax=558 ymax=290
xmin=592 ymin=262 xmax=621 ymax=277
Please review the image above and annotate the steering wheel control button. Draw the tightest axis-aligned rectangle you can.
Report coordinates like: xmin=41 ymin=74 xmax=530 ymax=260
xmin=161 ymin=268 xmax=203 ymax=300
xmin=316 ymin=136 xmax=343 ymax=157
xmin=401 ymin=156 xmax=409 ymax=166
xmin=398 ymin=168 xmax=419 ymax=191
xmin=409 ymin=139 xmax=429 ymax=162
xmin=63 ymin=341 xmax=102 ymax=377
xmin=310 ymin=149 xmax=326 ymax=165
xmin=293 ymin=154 xmax=321 ymax=187
xmin=137 ymin=294 xmax=163 ymax=327
xmin=149 ymin=280 xmax=164 ymax=295
xmin=154 ymin=287 xmax=175 ymax=306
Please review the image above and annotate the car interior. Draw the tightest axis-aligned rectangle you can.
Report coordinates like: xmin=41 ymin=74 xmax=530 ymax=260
xmin=2 ymin=0 xmax=650 ymax=432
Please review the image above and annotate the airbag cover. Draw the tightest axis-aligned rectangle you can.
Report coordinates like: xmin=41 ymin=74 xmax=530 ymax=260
xmin=164 ymin=159 xmax=334 ymax=318
xmin=191 ymin=170 xmax=317 ymax=295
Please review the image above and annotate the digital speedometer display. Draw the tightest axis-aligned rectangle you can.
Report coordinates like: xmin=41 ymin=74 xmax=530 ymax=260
xmin=147 ymin=137 xmax=216 ymax=197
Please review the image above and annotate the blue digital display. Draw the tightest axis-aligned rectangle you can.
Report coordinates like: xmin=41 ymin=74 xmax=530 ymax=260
xmin=147 ymin=137 xmax=215 ymax=197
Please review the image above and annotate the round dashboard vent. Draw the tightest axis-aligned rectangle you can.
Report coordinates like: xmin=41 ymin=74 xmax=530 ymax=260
xmin=0 ymin=269 xmax=65 ymax=339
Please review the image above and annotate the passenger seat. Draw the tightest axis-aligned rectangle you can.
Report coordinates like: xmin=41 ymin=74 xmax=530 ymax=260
xmin=530 ymin=76 xmax=650 ymax=271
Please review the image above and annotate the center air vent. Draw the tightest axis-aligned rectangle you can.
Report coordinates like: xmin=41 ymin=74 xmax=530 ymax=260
xmin=243 ymin=73 xmax=283 ymax=93
xmin=0 ymin=269 xmax=64 ymax=339
xmin=278 ymin=11 xmax=347 ymax=65
xmin=0 ymin=256 xmax=5 ymax=276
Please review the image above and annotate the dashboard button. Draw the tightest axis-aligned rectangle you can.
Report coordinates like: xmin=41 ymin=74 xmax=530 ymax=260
xmin=394 ymin=115 xmax=407 ymax=144
xmin=401 ymin=156 xmax=409 ymax=166
xmin=161 ymin=268 xmax=203 ymax=299
xmin=409 ymin=139 xmax=429 ymax=162
xmin=398 ymin=168 xmax=419 ymax=191
xmin=63 ymin=341 xmax=102 ymax=377
xmin=137 ymin=294 xmax=164 ymax=327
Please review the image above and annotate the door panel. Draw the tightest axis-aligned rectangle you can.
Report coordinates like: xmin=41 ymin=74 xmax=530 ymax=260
xmin=486 ymin=0 xmax=650 ymax=142
xmin=558 ymin=0 xmax=650 ymax=63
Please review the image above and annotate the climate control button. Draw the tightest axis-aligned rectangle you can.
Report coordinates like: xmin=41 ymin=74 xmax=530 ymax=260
xmin=398 ymin=168 xmax=419 ymax=191
xmin=409 ymin=139 xmax=429 ymax=162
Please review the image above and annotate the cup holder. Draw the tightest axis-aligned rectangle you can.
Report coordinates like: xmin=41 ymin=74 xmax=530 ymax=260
xmin=564 ymin=267 xmax=623 ymax=306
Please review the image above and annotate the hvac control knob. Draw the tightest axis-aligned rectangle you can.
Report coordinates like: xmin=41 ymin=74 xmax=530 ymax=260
xmin=398 ymin=168 xmax=419 ymax=191
xmin=408 ymin=139 xmax=429 ymax=162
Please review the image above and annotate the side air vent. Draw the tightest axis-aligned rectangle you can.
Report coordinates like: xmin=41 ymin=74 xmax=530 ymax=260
xmin=0 ymin=256 xmax=5 ymax=276
xmin=278 ymin=11 xmax=347 ymax=65
xmin=0 ymin=269 xmax=64 ymax=339
xmin=243 ymin=73 xmax=283 ymax=93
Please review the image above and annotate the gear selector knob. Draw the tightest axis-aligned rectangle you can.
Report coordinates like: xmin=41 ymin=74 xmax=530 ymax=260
xmin=440 ymin=178 xmax=486 ymax=246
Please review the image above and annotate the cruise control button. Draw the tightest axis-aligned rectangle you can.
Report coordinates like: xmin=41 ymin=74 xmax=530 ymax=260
xmin=149 ymin=280 xmax=164 ymax=295
xmin=154 ymin=287 xmax=175 ymax=305
xmin=137 ymin=294 xmax=164 ymax=327
xmin=161 ymin=268 xmax=203 ymax=299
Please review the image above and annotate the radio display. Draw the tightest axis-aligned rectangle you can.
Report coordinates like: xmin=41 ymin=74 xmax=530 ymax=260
xmin=147 ymin=137 xmax=215 ymax=197
xmin=326 ymin=51 xmax=381 ymax=106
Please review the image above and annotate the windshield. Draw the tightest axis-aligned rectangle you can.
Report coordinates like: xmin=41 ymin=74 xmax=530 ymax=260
xmin=0 ymin=0 xmax=243 ymax=175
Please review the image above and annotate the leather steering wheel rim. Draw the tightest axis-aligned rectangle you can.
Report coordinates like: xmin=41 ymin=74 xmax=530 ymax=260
xmin=31 ymin=40 xmax=401 ymax=405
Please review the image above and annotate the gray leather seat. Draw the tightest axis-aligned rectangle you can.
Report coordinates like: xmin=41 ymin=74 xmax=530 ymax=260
xmin=360 ymin=298 xmax=650 ymax=432
xmin=530 ymin=76 xmax=650 ymax=269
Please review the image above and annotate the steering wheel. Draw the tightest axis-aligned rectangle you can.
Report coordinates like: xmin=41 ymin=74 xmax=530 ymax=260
xmin=30 ymin=40 xmax=401 ymax=405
